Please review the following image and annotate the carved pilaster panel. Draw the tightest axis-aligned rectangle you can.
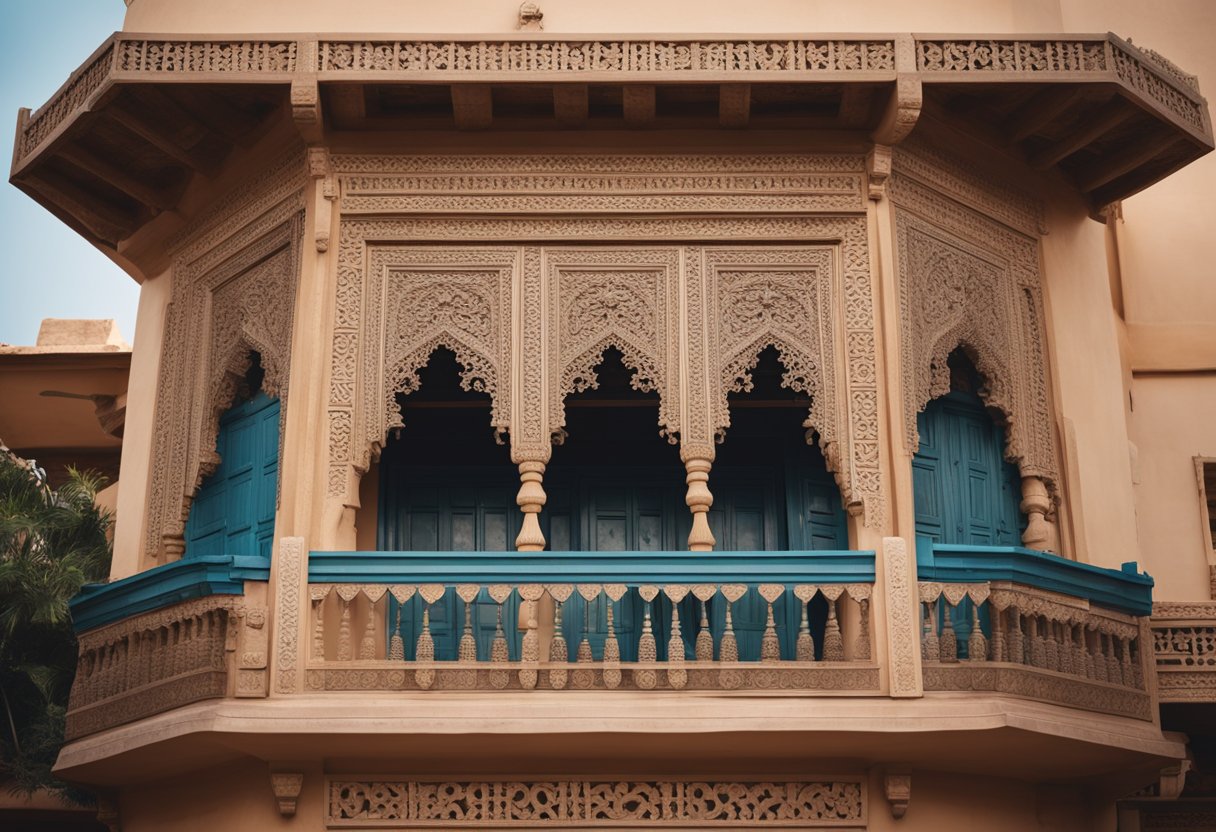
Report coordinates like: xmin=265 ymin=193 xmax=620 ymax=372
xmin=890 ymin=154 xmax=1058 ymax=496
xmin=147 ymin=152 xmax=306 ymax=558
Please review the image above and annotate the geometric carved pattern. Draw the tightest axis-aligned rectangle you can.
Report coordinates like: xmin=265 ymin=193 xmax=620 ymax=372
xmin=891 ymin=154 xmax=1058 ymax=496
xmin=328 ymin=779 xmax=865 ymax=827
xmin=1152 ymin=601 xmax=1216 ymax=703
xmin=147 ymin=153 xmax=305 ymax=558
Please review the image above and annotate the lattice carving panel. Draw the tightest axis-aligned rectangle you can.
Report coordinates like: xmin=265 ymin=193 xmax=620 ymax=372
xmin=327 ymin=779 xmax=866 ymax=828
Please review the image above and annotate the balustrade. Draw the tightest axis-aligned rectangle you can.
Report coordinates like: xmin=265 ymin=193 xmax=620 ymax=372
xmin=304 ymin=551 xmax=879 ymax=693
xmin=1151 ymin=601 xmax=1216 ymax=703
xmin=919 ymin=580 xmax=1153 ymax=720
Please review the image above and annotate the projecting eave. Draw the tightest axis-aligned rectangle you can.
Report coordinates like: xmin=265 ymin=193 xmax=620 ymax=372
xmin=10 ymin=31 xmax=1213 ymax=250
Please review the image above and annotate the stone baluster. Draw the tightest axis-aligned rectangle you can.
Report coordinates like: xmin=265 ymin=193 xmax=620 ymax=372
xmin=636 ymin=586 xmax=659 ymax=690
xmin=360 ymin=586 xmax=386 ymax=660
xmin=1092 ymin=629 xmax=1108 ymax=682
xmin=1044 ymin=615 xmax=1059 ymax=671
xmin=455 ymin=585 xmax=481 ymax=662
xmin=822 ymin=586 xmax=845 ymax=661
xmin=1008 ymin=606 xmax=1024 ymax=664
xmin=1105 ymin=631 xmax=1122 ymax=684
xmin=336 ymin=585 xmax=359 ymax=661
xmin=388 ymin=585 xmax=415 ymax=662
xmin=487 ymin=585 xmax=512 ymax=689
xmin=1030 ymin=616 xmax=1047 ymax=668
xmin=664 ymin=585 xmax=690 ymax=688
xmin=1072 ymin=622 xmax=1086 ymax=675
xmin=514 ymin=460 xmax=547 ymax=551
xmin=311 ymin=586 xmax=329 ymax=661
xmin=940 ymin=598 xmax=958 ymax=663
xmin=795 ymin=585 xmax=817 ymax=662
xmin=719 ymin=584 xmax=746 ymax=663
xmin=845 ymin=584 xmax=875 ymax=660
xmin=683 ymin=453 xmax=716 ymax=552
xmin=415 ymin=584 xmax=445 ymax=690
xmin=518 ymin=584 xmax=544 ymax=690
xmin=759 ymin=584 xmax=785 ymax=663
xmin=1129 ymin=637 xmax=1144 ymax=689
xmin=968 ymin=603 xmax=988 ymax=661
xmin=546 ymin=584 xmax=573 ymax=690
xmin=990 ymin=606 xmax=1006 ymax=662
xmin=1058 ymin=620 xmax=1073 ymax=675
xmin=922 ymin=600 xmax=941 ymax=662
xmin=693 ymin=585 xmax=716 ymax=661
xmin=602 ymin=584 xmax=626 ymax=689
xmin=572 ymin=585 xmax=600 ymax=690
xmin=1081 ymin=626 xmax=1096 ymax=679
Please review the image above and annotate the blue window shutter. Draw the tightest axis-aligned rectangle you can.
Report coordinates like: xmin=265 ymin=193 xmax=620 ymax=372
xmin=184 ymin=392 xmax=280 ymax=562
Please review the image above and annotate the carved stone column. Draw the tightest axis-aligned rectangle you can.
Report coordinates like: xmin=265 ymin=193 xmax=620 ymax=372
xmin=515 ymin=459 xmax=548 ymax=551
xmin=1020 ymin=475 xmax=1057 ymax=551
xmin=682 ymin=447 xmax=716 ymax=551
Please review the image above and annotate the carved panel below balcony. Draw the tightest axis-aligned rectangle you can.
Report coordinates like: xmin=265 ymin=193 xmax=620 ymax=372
xmin=1152 ymin=601 xmax=1216 ymax=703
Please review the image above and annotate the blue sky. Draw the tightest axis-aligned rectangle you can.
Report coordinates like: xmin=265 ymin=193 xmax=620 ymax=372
xmin=0 ymin=1 xmax=135 ymax=346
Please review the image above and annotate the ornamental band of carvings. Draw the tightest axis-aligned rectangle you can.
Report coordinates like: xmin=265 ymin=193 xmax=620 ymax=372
xmin=890 ymin=157 xmax=1058 ymax=498
xmin=18 ymin=35 xmax=1206 ymax=165
xmin=146 ymin=156 xmax=305 ymax=559
xmin=327 ymin=165 xmax=882 ymax=528
xmin=328 ymin=779 xmax=865 ymax=827
xmin=1151 ymin=601 xmax=1216 ymax=703
xmin=318 ymin=39 xmax=896 ymax=74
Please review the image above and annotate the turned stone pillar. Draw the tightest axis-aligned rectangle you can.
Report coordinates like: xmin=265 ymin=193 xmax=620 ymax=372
xmin=1020 ymin=475 xmax=1057 ymax=551
xmin=682 ymin=447 xmax=716 ymax=551
xmin=515 ymin=459 xmax=548 ymax=552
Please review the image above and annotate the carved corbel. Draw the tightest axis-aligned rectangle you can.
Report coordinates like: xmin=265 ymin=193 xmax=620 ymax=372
xmin=270 ymin=772 xmax=304 ymax=816
xmin=1159 ymin=761 xmax=1192 ymax=799
xmin=291 ymin=78 xmax=322 ymax=142
xmin=871 ymin=37 xmax=922 ymax=146
xmin=884 ymin=766 xmax=912 ymax=819
xmin=866 ymin=144 xmax=893 ymax=201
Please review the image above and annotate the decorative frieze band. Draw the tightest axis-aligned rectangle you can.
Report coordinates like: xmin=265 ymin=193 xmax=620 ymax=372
xmin=317 ymin=38 xmax=896 ymax=75
xmin=328 ymin=778 xmax=866 ymax=827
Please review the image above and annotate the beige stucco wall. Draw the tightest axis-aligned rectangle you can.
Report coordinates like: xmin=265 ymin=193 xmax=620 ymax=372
xmin=1128 ymin=374 xmax=1216 ymax=600
xmin=123 ymin=0 xmax=1067 ymax=36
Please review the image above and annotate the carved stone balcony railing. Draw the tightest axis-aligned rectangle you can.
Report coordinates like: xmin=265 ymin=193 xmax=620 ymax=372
xmin=305 ymin=550 xmax=879 ymax=693
xmin=65 ymin=593 xmax=268 ymax=740
xmin=915 ymin=542 xmax=1155 ymax=721
xmin=1151 ymin=601 xmax=1216 ymax=703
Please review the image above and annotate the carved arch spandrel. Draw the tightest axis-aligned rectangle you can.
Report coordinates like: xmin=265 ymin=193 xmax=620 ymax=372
xmin=147 ymin=205 xmax=306 ymax=560
xmin=698 ymin=246 xmax=865 ymax=522
xmin=544 ymin=247 xmax=681 ymax=444
xmin=891 ymin=174 xmax=1059 ymax=496
xmin=357 ymin=247 xmax=516 ymax=472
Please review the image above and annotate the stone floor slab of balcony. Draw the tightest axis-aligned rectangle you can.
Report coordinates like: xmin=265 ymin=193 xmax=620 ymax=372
xmin=54 ymin=691 xmax=1184 ymax=794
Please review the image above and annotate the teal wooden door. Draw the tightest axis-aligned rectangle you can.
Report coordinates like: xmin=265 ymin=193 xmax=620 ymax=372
xmin=379 ymin=464 xmax=522 ymax=661
xmin=913 ymin=391 xmax=1024 ymax=547
xmin=184 ymin=391 xmax=279 ymax=561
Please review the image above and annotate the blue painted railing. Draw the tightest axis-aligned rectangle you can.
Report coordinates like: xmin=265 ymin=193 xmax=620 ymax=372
xmin=70 ymin=554 xmax=270 ymax=632
xmin=307 ymin=549 xmax=876 ymax=585
xmin=915 ymin=538 xmax=1153 ymax=616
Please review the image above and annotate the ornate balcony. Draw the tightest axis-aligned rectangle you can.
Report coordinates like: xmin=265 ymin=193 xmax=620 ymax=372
xmin=304 ymin=550 xmax=878 ymax=694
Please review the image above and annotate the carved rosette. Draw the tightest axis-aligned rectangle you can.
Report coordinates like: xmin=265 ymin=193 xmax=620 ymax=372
xmin=146 ymin=154 xmax=306 ymax=559
xmin=891 ymin=148 xmax=1059 ymax=498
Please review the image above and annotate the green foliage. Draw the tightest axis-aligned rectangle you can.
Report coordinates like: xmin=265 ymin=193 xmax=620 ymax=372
xmin=0 ymin=452 xmax=112 ymax=802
